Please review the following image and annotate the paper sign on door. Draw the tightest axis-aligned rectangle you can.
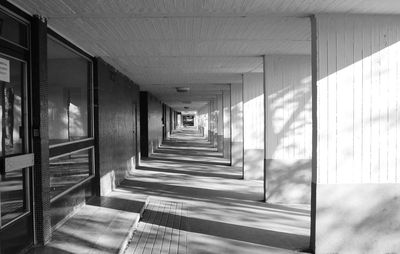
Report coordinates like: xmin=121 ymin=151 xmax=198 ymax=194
xmin=0 ymin=57 xmax=10 ymax=83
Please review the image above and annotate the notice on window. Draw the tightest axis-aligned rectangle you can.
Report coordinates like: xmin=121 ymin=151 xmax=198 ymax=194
xmin=0 ymin=57 xmax=10 ymax=82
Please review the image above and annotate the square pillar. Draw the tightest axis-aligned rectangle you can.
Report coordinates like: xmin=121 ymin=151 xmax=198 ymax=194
xmin=231 ymin=82 xmax=244 ymax=173
xmin=243 ymin=73 xmax=264 ymax=180
xmin=31 ymin=15 xmax=52 ymax=245
xmin=312 ymin=14 xmax=400 ymax=253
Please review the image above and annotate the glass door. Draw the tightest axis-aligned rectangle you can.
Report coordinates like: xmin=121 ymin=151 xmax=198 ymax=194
xmin=0 ymin=54 xmax=34 ymax=254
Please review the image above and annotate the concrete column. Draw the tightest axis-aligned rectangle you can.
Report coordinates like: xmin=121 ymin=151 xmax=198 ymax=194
xmin=140 ymin=92 xmax=149 ymax=157
xmin=243 ymin=73 xmax=264 ymax=180
xmin=31 ymin=15 xmax=52 ymax=245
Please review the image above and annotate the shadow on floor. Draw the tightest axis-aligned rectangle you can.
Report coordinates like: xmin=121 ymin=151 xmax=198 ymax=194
xmin=28 ymin=246 xmax=74 ymax=254
xmin=87 ymin=196 xmax=146 ymax=214
xmin=121 ymin=179 xmax=309 ymax=217
xmin=133 ymin=128 xmax=311 ymax=253
xmin=154 ymin=147 xmax=224 ymax=158
xmin=136 ymin=165 xmax=241 ymax=180
xmin=28 ymin=196 xmax=147 ymax=254
xmin=140 ymin=211 xmax=310 ymax=251
xmin=147 ymin=156 xmax=230 ymax=166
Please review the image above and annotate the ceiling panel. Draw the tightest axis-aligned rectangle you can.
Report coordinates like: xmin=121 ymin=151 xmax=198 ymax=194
xmin=13 ymin=0 xmax=400 ymax=17
xmin=14 ymin=0 xmax=399 ymax=110
xmin=127 ymin=73 xmax=244 ymax=86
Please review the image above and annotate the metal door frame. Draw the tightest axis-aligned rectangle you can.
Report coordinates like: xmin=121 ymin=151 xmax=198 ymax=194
xmin=0 ymin=52 xmax=33 ymax=229
xmin=0 ymin=4 xmax=36 ymax=251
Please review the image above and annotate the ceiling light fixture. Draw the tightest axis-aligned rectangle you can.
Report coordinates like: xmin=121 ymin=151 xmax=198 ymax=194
xmin=176 ymin=87 xmax=190 ymax=93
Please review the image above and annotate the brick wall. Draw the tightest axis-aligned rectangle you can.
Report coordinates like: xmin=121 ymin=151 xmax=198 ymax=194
xmin=96 ymin=58 xmax=140 ymax=195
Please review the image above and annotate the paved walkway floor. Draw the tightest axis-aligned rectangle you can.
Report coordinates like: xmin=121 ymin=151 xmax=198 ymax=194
xmin=29 ymin=127 xmax=310 ymax=254
xmin=28 ymin=196 xmax=147 ymax=254
xmin=123 ymin=128 xmax=311 ymax=254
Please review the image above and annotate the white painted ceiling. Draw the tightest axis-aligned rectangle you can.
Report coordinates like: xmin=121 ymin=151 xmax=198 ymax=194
xmin=10 ymin=0 xmax=400 ymax=110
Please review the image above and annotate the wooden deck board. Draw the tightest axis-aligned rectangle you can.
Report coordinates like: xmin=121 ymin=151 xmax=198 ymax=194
xmin=124 ymin=200 xmax=186 ymax=254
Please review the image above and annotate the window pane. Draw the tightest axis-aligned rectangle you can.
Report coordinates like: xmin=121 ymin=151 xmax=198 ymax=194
xmin=0 ymin=11 xmax=28 ymax=47
xmin=0 ymin=169 xmax=27 ymax=226
xmin=0 ymin=56 xmax=24 ymax=155
xmin=49 ymin=149 xmax=93 ymax=198
xmin=48 ymin=37 xmax=90 ymax=145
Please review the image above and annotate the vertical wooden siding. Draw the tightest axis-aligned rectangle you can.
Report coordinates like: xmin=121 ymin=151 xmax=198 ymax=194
xmin=243 ymin=73 xmax=264 ymax=179
xmin=231 ymin=82 xmax=243 ymax=144
xmin=197 ymin=103 xmax=209 ymax=137
xmin=243 ymin=73 xmax=264 ymax=150
xmin=231 ymin=82 xmax=244 ymax=168
xmin=317 ymin=15 xmax=400 ymax=184
xmin=217 ymin=94 xmax=224 ymax=135
xmin=223 ymin=90 xmax=231 ymax=139
xmin=265 ymin=55 xmax=312 ymax=160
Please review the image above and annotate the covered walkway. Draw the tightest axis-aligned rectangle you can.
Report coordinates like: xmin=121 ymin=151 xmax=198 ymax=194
xmin=2 ymin=1 xmax=400 ymax=253
xmin=29 ymin=128 xmax=310 ymax=254
xmin=123 ymin=128 xmax=310 ymax=253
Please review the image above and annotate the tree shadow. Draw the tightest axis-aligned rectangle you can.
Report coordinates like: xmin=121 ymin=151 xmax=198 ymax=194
xmin=154 ymin=146 xmax=223 ymax=158
xmin=140 ymin=206 xmax=311 ymax=252
xmin=87 ymin=196 xmax=146 ymax=214
xmin=146 ymin=156 xmax=230 ymax=166
xmin=121 ymin=179 xmax=309 ymax=215
xmin=136 ymin=165 xmax=241 ymax=180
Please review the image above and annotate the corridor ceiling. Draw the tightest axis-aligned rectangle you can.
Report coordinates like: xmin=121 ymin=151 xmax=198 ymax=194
xmin=11 ymin=0 xmax=400 ymax=111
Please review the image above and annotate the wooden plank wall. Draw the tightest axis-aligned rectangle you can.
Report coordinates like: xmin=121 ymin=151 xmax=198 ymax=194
xmin=223 ymin=89 xmax=231 ymax=159
xmin=231 ymin=82 xmax=244 ymax=169
xmin=317 ymin=14 xmax=400 ymax=184
xmin=264 ymin=55 xmax=312 ymax=160
xmin=197 ymin=103 xmax=209 ymax=137
xmin=223 ymin=90 xmax=231 ymax=140
xmin=243 ymin=73 xmax=264 ymax=151
xmin=243 ymin=73 xmax=264 ymax=179
xmin=264 ymin=55 xmax=312 ymax=203
xmin=231 ymin=82 xmax=243 ymax=144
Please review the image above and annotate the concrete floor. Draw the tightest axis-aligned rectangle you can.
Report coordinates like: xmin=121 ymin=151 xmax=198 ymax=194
xmin=122 ymin=128 xmax=311 ymax=254
xmin=28 ymin=128 xmax=310 ymax=254
xmin=28 ymin=196 xmax=147 ymax=254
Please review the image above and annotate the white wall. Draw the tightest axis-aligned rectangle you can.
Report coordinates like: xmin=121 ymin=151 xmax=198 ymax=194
xmin=231 ymin=82 xmax=244 ymax=171
xmin=216 ymin=94 xmax=224 ymax=152
xmin=197 ymin=103 xmax=209 ymax=137
xmin=223 ymin=89 xmax=231 ymax=160
xmin=210 ymin=99 xmax=217 ymax=146
xmin=264 ymin=55 xmax=312 ymax=204
xmin=243 ymin=73 xmax=264 ymax=180
xmin=315 ymin=14 xmax=400 ymax=254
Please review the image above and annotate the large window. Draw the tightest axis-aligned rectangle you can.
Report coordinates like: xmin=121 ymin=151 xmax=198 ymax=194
xmin=48 ymin=36 xmax=91 ymax=145
xmin=47 ymin=34 xmax=94 ymax=200
xmin=49 ymin=148 xmax=93 ymax=198
xmin=0 ymin=55 xmax=28 ymax=226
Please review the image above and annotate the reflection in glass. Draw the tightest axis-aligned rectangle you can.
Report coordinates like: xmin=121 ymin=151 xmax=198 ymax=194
xmin=0 ymin=169 xmax=27 ymax=226
xmin=0 ymin=56 xmax=27 ymax=227
xmin=48 ymin=37 xmax=90 ymax=145
xmin=0 ymin=56 xmax=24 ymax=157
xmin=50 ymin=149 xmax=93 ymax=198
